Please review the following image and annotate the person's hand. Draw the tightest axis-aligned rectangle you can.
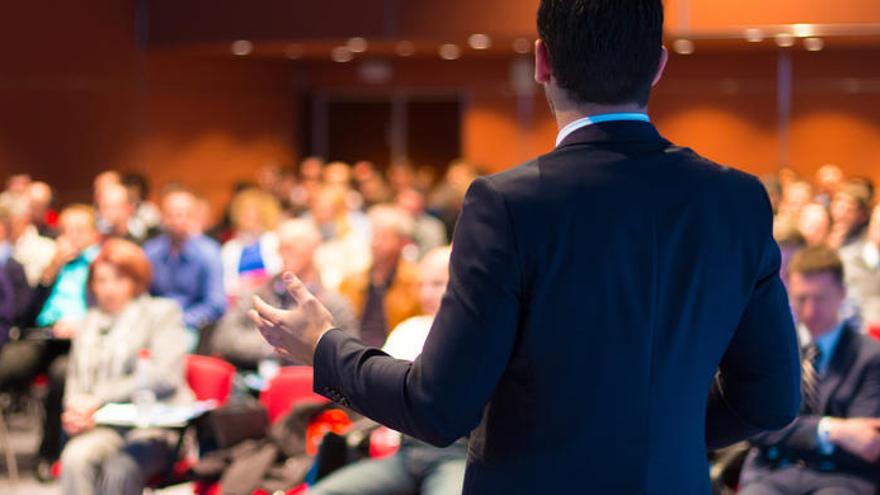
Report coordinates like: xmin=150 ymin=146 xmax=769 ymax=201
xmin=249 ymin=272 xmax=336 ymax=365
xmin=827 ymin=417 xmax=880 ymax=462
xmin=52 ymin=318 xmax=79 ymax=339
xmin=62 ymin=396 xmax=100 ymax=436
xmin=41 ymin=236 xmax=79 ymax=285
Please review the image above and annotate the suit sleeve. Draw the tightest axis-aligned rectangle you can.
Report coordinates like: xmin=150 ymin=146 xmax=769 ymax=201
xmin=706 ymin=179 xmax=802 ymax=450
xmin=313 ymin=177 xmax=522 ymax=446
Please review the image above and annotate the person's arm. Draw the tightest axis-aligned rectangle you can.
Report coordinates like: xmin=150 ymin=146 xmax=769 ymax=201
xmin=751 ymin=352 xmax=880 ymax=464
xmin=706 ymin=179 xmax=802 ymax=450
xmin=182 ymin=244 xmax=227 ymax=329
xmin=313 ymin=177 xmax=522 ymax=446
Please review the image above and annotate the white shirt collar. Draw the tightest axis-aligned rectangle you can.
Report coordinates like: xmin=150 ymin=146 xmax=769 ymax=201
xmin=555 ymin=113 xmax=651 ymax=147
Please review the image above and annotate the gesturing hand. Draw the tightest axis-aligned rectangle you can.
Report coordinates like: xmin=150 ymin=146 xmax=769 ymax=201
xmin=248 ymin=272 xmax=336 ymax=365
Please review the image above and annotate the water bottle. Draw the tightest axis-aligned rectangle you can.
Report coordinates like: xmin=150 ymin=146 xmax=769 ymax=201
xmin=133 ymin=348 xmax=156 ymax=427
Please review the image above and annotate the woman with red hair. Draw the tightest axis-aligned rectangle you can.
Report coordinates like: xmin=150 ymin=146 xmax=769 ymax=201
xmin=59 ymin=239 xmax=192 ymax=495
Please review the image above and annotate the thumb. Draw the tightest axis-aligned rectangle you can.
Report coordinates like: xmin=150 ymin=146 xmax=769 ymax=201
xmin=283 ymin=272 xmax=315 ymax=305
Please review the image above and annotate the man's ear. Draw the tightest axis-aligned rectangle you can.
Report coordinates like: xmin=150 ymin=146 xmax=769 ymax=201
xmin=651 ymin=46 xmax=669 ymax=87
xmin=534 ymin=39 xmax=552 ymax=85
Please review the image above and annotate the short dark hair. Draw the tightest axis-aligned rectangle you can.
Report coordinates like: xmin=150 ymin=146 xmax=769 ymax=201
xmin=787 ymin=246 xmax=845 ymax=287
xmin=537 ymin=0 xmax=664 ymax=106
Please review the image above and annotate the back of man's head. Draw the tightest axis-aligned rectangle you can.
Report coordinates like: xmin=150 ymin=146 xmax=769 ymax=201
xmin=537 ymin=0 xmax=664 ymax=106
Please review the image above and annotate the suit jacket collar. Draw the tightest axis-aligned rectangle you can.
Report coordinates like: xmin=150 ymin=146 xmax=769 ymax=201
xmin=818 ymin=321 xmax=859 ymax=411
xmin=555 ymin=120 xmax=669 ymax=150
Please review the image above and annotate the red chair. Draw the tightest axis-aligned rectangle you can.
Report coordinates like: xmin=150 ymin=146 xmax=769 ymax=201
xmin=185 ymin=355 xmax=236 ymax=404
xmin=259 ymin=366 xmax=327 ymax=423
xmin=868 ymin=323 xmax=880 ymax=341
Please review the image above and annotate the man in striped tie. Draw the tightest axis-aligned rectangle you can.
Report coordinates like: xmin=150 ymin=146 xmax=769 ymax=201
xmin=739 ymin=246 xmax=880 ymax=495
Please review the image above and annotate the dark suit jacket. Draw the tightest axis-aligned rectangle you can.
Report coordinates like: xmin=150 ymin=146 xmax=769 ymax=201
xmin=741 ymin=323 xmax=880 ymax=485
xmin=313 ymin=121 xmax=801 ymax=494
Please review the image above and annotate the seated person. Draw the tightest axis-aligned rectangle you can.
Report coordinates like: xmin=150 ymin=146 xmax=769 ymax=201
xmin=96 ymin=182 xmax=155 ymax=244
xmin=60 ymin=239 xmax=193 ymax=495
xmin=339 ymin=205 xmax=421 ymax=347
xmin=221 ymin=188 xmax=283 ymax=301
xmin=739 ymin=246 xmax=880 ymax=495
xmin=0 ymin=204 xmax=101 ymax=477
xmin=213 ymin=219 xmax=358 ymax=369
xmin=144 ymin=187 xmax=225 ymax=350
xmin=841 ymin=203 xmax=880 ymax=329
xmin=311 ymin=246 xmax=466 ymax=495
xmin=0 ymin=203 xmax=31 ymax=346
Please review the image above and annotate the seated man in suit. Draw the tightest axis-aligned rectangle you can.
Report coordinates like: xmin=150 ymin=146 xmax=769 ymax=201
xmin=740 ymin=246 xmax=880 ymax=495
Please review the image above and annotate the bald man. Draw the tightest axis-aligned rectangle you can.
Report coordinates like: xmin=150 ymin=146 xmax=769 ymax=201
xmin=212 ymin=219 xmax=358 ymax=369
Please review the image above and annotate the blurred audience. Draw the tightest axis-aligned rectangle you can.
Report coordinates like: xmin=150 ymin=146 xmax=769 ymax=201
xmin=827 ymin=180 xmax=872 ymax=249
xmin=339 ymin=205 xmax=421 ymax=347
xmin=311 ymin=246 xmax=466 ymax=495
xmin=212 ymin=219 xmax=358 ymax=369
xmin=310 ymin=185 xmax=371 ymax=290
xmin=0 ymin=204 xmax=101 ymax=477
xmin=396 ymin=188 xmax=447 ymax=259
xmin=96 ymin=182 xmax=155 ymax=244
xmin=221 ymin=188 xmax=283 ymax=301
xmin=4 ymin=194 xmax=56 ymax=287
xmin=60 ymin=239 xmax=192 ymax=495
xmin=143 ymin=188 xmax=226 ymax=351
xmin=28 ymin=180 xmax=58 ymax=238
xmin=841 ymin=204 xmax=880 ymax=329
xmin=798 ymin=202 xmax=832 ymax=248
xmin=0 ymin=203 xmax=31 ymax=346
xmin=739 ymin=247 xmax=880 ymax=495
xmin=122 ymin=172 xmax=161 ymax=239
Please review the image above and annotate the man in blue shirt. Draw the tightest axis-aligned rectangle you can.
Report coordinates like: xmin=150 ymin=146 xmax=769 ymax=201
xmin=143 ymin=187 xmax=225 ymax=352
xmin=740 ymin=246 xmax=880 ymax=495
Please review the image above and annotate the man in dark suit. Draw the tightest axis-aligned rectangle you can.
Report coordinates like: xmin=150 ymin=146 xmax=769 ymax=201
xmin=739 ymin=247 xmax=880 ymax=495
xmin=250 ymin=1 xmax=801 ymax=492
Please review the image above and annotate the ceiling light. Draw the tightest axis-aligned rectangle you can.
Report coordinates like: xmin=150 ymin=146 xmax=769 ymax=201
xmin=230 ymin=40 xmax=253 ymax=56
xmin=804 ymin=37 xmax=824 ymax=52
xmin=743 ymin=28 xmax=764 ymax=43
xmin=672 ymin=39 xmax=695 ymax=55
xmin=512 ymin=38 xmax=532 ymax=54
xmin=331 ymin=46 xmax=354 ymax=63
xmin=775 ymin=33 xmax=795 ymax=47
xmin=468 ymin=34 xmax=492 ymax=50
xmin=347 ymin=37 xmax=368 ymax=53
xmin=438 ymin=44 xmax=461 ymax=60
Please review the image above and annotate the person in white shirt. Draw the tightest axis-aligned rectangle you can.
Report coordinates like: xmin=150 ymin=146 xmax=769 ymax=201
xmin=841 ymin=204 xmax=880 ymax=328
xmin=310 ymin=246 xmax=465 ymax=495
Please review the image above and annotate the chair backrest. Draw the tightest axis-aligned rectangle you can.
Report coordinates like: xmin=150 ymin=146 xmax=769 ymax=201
xmin=259 ymin=366 xmax=327 ymax=423
xmin=185 ymin=355 xmax=236 ymax=404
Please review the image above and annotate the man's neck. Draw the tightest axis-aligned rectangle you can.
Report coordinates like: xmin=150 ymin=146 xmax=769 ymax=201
xmin=809 ymin=321 xmax=844 ymax=341
xmin=553 ymin=101 xmax=648 ymax=132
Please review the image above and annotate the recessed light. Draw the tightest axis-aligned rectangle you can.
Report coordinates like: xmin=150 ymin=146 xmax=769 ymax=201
xmin=331 ymin=46 xmax=354 ymax=63
xmin=775 ymin=33 xmax=795 ymax=47
xmin=347 ymin=37 xmax=368 ymax=53
xmin=468 ymin=34 xmax=492 ymax=50
xmin=743 ymin=28 xmax=764 ymax=43
xmin=230 ymin=40 xmax=253 ymax=56
xmin=512 ymin=38 xmax=532 ymax=54
xmin=672 ymin=39 xmax=695 ymax=55
xmin=804 ymin=37 xmax=824 ymax=52
xmin=438 ymin=44 xmax=461 ymax=60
